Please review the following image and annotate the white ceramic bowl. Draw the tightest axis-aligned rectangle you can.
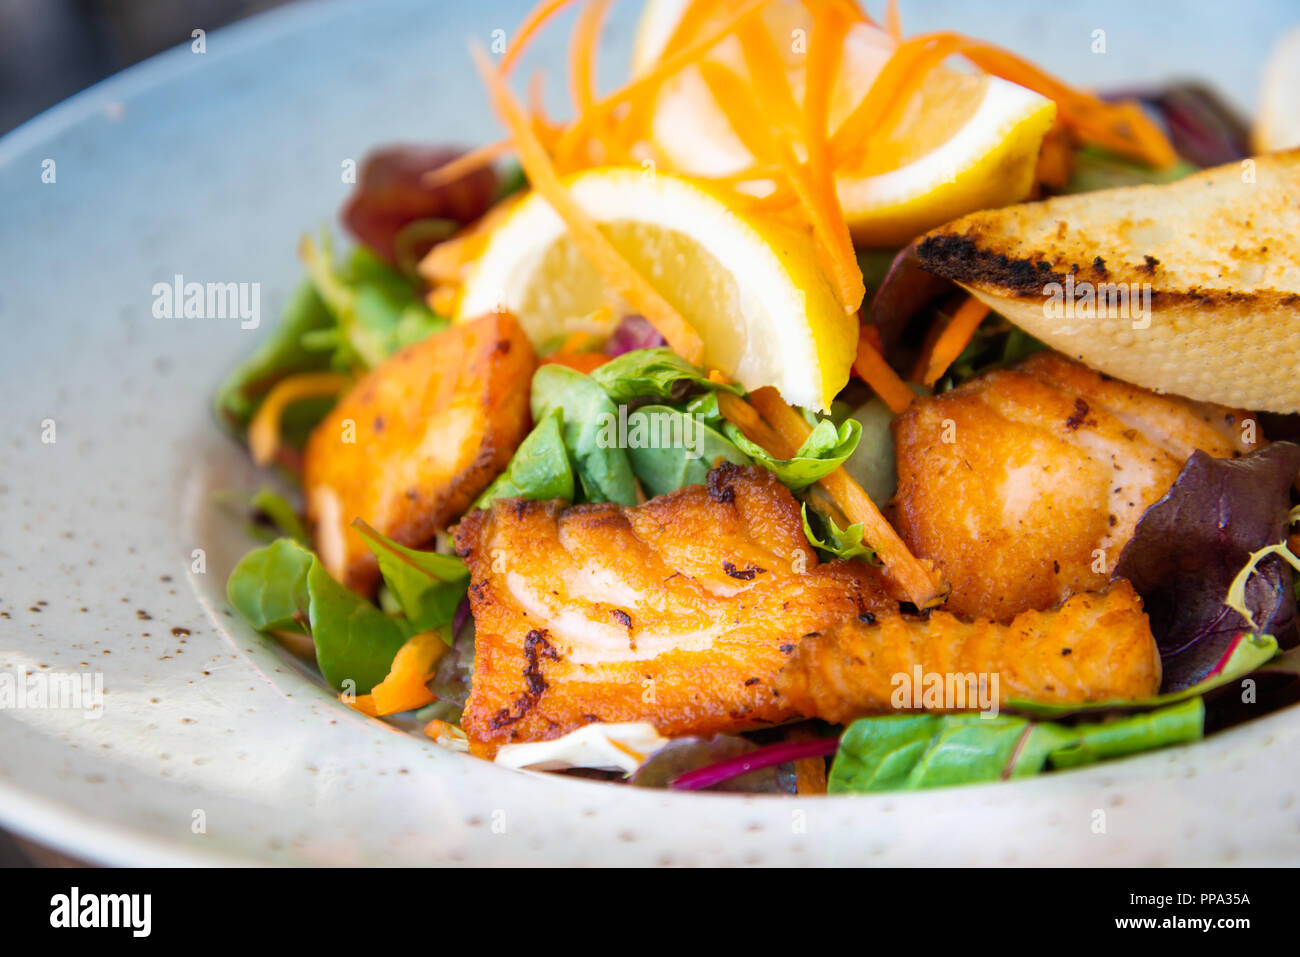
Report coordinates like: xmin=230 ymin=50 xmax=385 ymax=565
xmin=2 ymin=0 xmax=1298 ymax=865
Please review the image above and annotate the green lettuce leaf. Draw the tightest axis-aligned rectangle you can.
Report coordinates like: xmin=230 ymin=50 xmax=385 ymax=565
xmin=226 ymin=538 xmax=315 ymax=633
xmin=306 ymin=559 xmax=414 ymax=693
xmin=352 ymin=519 xmax=469 ymax=636
xmin=589 ymin=347 xmax=737 ymax=405
xmin=531 ymin=364 xmax=638 ymax=505
xmin=828 ymin=698 xmax=1204 ymax=793
xmin=249 ymin=487 xmax=309 ymax=545
xmin=801 ymin=503 xmax=877 ymax=563
xmin=724 ymin=416 xmax=861 ymax=491
xmin=624 ymin=405 xmax=752 ymax=498
xmin=214 ymin=279 xmax=335 ymax=430
xmin=227 ymin=537 xmax=417 ymax=693
xmin=475 ymin=408 xmax=576 ymax=507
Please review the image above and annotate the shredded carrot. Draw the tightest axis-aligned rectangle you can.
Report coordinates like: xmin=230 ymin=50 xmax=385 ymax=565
xmin=347 ymin=629 xmax=448 ymax=717
xmin=499 ymin=0 xmax=579 ymax=75
xmin=420 ymin=138 xmax=510 ymax=189
xmin=851 ymin=332 xmax=915 ymax=415
xmin=474 ymin=44 xmax=704 ymax=363
xmin=247 ymin=372 xmax=350 ymax=467
xmin=746 ymin=387 xmax=947 ymax=609
xmin=569 ymin=0 xmax=612 ymax=118
xmin=921 ymin=296 xmax=990 ymax=386
xmin=554 ymin=0 xmax=772 ymax=161
xmin=884 ymin=0 xmax=902 ymax=40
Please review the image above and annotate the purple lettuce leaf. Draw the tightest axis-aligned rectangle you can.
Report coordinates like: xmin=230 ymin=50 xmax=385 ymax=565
xmin=627 ymin=734 xmax=794 ymax=793
xmin=866 ymin=242 xmax=955 ymax=351
xmin=604 ymin=315 xmax=666 ymax=357
xmin=1113 ymin=442 xmax=1300 ymax=691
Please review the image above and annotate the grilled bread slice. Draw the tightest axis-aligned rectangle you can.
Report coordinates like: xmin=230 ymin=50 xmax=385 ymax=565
xmin=915 ymin=149 xmax=1300 ymax=413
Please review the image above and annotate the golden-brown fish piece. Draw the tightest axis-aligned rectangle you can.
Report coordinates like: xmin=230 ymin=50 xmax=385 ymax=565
xmin=303 ymin=312 xmax=535 ymax=593
xmin=776 ymin=581 xmax=1161 ymax=724
xmin=454 ymin=465 xmax=893 ymax=755
xmin=891 ymin=352 xmax=1255 ymax=622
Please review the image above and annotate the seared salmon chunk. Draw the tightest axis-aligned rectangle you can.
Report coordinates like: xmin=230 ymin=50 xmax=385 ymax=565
xmin=303 ymin=312 xmax=535 ymax=593
xmin=454 ymin=465 xmax=893 ymax=755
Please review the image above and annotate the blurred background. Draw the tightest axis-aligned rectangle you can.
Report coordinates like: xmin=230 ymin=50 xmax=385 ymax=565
xmin=1 ymin=0 xmax=293 ymax=134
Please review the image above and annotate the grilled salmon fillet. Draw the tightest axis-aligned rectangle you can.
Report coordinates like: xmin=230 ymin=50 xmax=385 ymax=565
xmin=454 ymin=464 xmax=894 ymax=755
xmin=776 ymin=581 xmax=1161 ymax=724
xmin=303 ymin=312 xmax=535 ymax=593
xmin=892 ymin=352 xmax=1255 ymax=622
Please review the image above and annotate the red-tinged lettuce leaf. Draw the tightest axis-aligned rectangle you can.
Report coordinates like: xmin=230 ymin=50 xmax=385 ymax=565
xmin=1113 ymin=442 xmax=1300 ymax=691
xmin=341 ymin=145 xmax=497 ymax=266
xmin=864 ymin=243 xmax=956 ymax=351
xmin=627 ymin=735 xmax=794 ymax=793
xmin=603 ymin=315 xmax=666 ymax=356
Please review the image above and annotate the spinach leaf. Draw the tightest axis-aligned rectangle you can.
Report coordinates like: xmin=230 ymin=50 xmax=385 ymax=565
xmin=352 ymin=519 xmax=469 ymax=636
xmin=828 ymin=698 xmax=1204 ymax=793
xmin=228 ymin=536 xmax=417 ymax=693
xmin=301 ymin=235 xmax=446 ymax=369
xmin=623 ymin=405 xmax=751 ymax=498
xmin=213 ymin=279 xmax=335 ymax=430
xmin=249 ymin=487 xmax=309 ymax=545
xmin=475 ymin=409 xmax=576 ymax=507
xmin=226 ymin=538 xmax=314 ymax=633
xmin=724 ymin=416 xmax=861 ymax=491
xmin=531 ymin=364 xmax=638 ymax=505
xmin=589 ymin=347 xmax=737 ymax=405
xmin=801 ymin=503 xmax=877 ymax=563
xmin=306 ymin=559 xmax=414 ymax=694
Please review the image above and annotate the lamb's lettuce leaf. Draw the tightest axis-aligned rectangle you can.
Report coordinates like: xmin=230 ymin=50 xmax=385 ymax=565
xmin=226 ymin=538 xmax=315 ymax=633
xmin=589 ymin=347 xmax=738 ymax=405
xmin=475 ymin=409 xmax=576 ymax=507
xmin=352 ymin=519 xmax=469 ymax=637
xmin=801 ymin=503 xmax=877 ymax=563
xmin=724 ymin=416 xmax=861 ymax=491
xmin=623 ymin=405 xmax=751 ymax=498
xmin=828 ymin=698 xmax=1204 ymax=793
xmin=531 ymin=364 xmax=638 ymax=505
xmin=214 ymin=279 xmax=335 ymax=430
xmin=306 ymin=559 xmax=414 ymax=693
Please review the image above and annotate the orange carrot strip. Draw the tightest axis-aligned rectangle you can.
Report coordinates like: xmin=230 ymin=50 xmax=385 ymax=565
xmin=554 ymin=0 xmax=772 ymax=159
xmin=247 ymin=372 xmax=350 ymax=466
xmin=420 ymin=138 xmax=511 ymax=189
xmin=346 ymin=629 xmax=448 ymax=717
xmin=922 ymin=296 xmax=990 ymax=386
xmin=473 ymin=45 xmax=705 ymax=363
xmin=884 ymin=0 xmax=902 ymax=39
xmin=500 ymin=0 xmax=579 ymax=75
xmin=569 ymin=0 xmax=613 ymax=114
xmin=717 ymin=390 xmax=795 ymax=457
xmin=852 ymin=332 xmax=915 ymax=415
xmin=746 ymin=387 xmax=947 ymax=609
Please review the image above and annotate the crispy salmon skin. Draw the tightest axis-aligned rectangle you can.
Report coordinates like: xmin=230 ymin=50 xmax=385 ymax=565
xmin=303 ymin=312 xmax=535 ymax=593
xmin=776 ymin=582 xmax=1161 ymax=724
xmin=454 ymin=465 xmax=893 ymax=755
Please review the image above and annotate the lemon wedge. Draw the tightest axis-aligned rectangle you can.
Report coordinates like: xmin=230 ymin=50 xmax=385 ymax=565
xmin=1255 ymin=27 xmax=1300 ymax=153
xmin=455 ymin=166 xmax=857 ymax=411
xmin=632 ymin=0 xmax=1056 ymax=246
